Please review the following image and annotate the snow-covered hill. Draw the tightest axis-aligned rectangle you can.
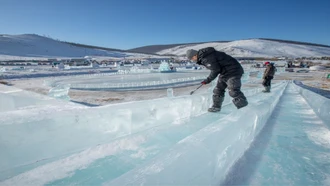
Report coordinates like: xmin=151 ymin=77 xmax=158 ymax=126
xmin=1 ymin=34 xmax=330 ymax=60
xmin=156 ymin=39 xmax=330 ymax=58
xmin=0 ymin=34 xmax=155 ymax=60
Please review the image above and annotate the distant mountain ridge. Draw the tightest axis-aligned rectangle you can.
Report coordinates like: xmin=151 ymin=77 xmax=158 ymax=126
xmin=258 ymin=38 xmax=330 ymax=48
xmin=128 ymin=38 xmax=330 ymax=54
xmin=127 ymin=41 xmax=230 ymax=54
xmin=0 ymin=34 xmax=330 ymax=59
xmin=0 ymin=34 xmax=159 ymax=60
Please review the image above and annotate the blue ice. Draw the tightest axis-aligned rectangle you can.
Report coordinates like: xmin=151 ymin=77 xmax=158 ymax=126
xmin=0 ymin=77 xmax=329 ymax=185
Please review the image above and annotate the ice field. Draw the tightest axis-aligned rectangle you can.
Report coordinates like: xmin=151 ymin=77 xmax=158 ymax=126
xmin=47 ymin=70 xmax=210 ymax=91
xmin=0 ymin=68 xmax=330 ymax=185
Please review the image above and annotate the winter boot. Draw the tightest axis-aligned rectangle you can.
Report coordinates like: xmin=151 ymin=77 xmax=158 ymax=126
xmin=262 ymin=86 xmax=271 ymax=93
xmin=208 ymin=107 xmax=221 ymax=112
xmin=233 ymin=97 xmax=248 ymax=109
xmin=208 ymin=95 xmax=224 ymax=112
xmin=262 ymin=86 xmax=267 ymax=93
xmin=262 ymin=86 xmax=270 ymax=93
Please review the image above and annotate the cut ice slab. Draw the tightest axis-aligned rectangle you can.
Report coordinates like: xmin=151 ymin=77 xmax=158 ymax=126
xmin=48 ymin=84 xmax=70 ymax=100
xmin=105 ymin=82 xmax=287 ymax=186
xmin=223 ymin=83 xmax=330 ymax=186
xmin=0 ymin=82 xmax=287 ymax=185
xmin=0 ymin=84 xmax=80 ymax=112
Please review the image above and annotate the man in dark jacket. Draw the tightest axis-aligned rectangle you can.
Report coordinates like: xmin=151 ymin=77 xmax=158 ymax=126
xmin=262 ymin=62 xmax=276 ymax=92
xmin=186 ymin=47 xmax=248 ymax=112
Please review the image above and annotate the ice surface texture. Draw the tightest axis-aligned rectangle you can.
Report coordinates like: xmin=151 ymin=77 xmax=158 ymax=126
xmin=293 ymin=82 xmax=330 ymax=127
xmin=48 ymin=84 xmax=71 ymax=100
xmin=0 ymin=81 xmax=287 ymax=185
xmin=105 ymin=82 xmax=288 ymax=186
xmin=223 ymin=83 xmax=330 ymax=185
xmin=0 ymin=85 xmax=78 ymax=112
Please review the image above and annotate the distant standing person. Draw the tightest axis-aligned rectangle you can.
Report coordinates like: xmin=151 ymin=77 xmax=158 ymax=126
xmin=186 ymin=47 xmax=248 ymax=112
xmin=262 ymin=62 xmax=276 ymax=92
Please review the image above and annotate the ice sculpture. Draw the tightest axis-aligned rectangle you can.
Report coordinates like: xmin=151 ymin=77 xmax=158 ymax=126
xmin=167 ymin=88 xmax=174 ymax=97
xmin=57 ymin=63 xmax=65 ymax=70
xmin=48 ymin=84 xmax=71 ymax=100
xmin=64 ymin=65 xmax=71 ymax=70
xmin=130 ymin=65 xmax=140 ymax=72
xmin=92 ymin=62 xmax=99 ymax=68
xmin=0 ymin=67 xmax=6 ymax=72
xmin=129 ymin=65 xmax=151 ymax=73
xmin=158 ymin=61 xmax=176 ymax=73
xmin=0 ymin=67 xmax=5 ymax=79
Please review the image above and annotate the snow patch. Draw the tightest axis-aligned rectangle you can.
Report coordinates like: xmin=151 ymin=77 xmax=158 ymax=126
xmin=157 ymin=39 xmax=330 ymax=58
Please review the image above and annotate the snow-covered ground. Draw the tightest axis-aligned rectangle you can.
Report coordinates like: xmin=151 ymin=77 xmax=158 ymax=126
xmin=306 ymin=60 xmax=330 ymax=64
xmin=1 ymin=35 xmax=330 ymax=60
xmin=6 ymin=71 xmax=211 ymax=105
xmin=0 ymin=34 xmax=164 ymax=60
xmin=2 ymin=66 xmax=327 ymax=106
xmin=156 ymin=39 xmax=330 ymax=58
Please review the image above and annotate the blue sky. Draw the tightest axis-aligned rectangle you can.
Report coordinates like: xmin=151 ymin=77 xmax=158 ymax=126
xmin=1 ymin=0 xmax=329 ymax=49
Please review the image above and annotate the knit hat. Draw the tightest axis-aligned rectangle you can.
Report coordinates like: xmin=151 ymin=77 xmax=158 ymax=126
xmin=186 ymin=49 xmax=198 ymax=60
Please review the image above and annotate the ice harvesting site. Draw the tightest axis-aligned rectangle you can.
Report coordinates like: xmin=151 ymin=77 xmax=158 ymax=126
xmin=0 ymin=32 xmax=330 ymax=185
xmin=1 ymin=59 xmax=330 ymax=185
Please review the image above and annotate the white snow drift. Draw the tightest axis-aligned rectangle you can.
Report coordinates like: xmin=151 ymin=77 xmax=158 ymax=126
xmin=0 ymin=34 xmax=157 ymax=60
xmin=1 ymin=35 xmax=330 ymax=60
xmin=156 ymin=39 xmax=330 ymax=58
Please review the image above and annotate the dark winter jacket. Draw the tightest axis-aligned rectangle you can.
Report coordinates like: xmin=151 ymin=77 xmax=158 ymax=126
xmin=263 ymin=64 xmax=276 ymax=79
xmin=196 ymin=47 xmax=244 ymax=83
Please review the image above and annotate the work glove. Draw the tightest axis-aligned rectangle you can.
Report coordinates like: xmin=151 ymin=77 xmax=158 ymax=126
xmin=201 ymin=79 xmax=210 ymax=85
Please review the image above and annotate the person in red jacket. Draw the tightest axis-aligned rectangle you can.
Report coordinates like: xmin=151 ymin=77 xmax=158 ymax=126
xmin=262 ymin=62 xmax=276 ymax=92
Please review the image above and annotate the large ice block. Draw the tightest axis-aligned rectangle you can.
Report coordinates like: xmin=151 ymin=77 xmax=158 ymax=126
xmin=223 ymin=83 xmax=330 ymax=185
xmin=0 ymin=82 xmax=287 ymax=185
xmin=48 ymin=84 xmax=71 ymax=100
xmin=0 ymin=90 xmax=214 ymax=175
xmin=0 ymin=81 xmax=285 ymax=177
xmin=0 ymin=84 xmax=78 ymax=112
xmin=104 ymin=82 xmax=287 ymax=186
xmin=293 ymin=82 xmax=330 ymax=127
